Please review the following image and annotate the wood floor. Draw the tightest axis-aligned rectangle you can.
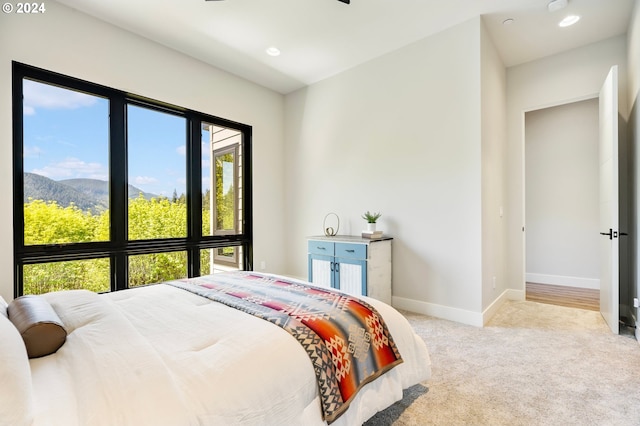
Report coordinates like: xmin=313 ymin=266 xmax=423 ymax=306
xmin=526 ymin=282 xmax=599 ymax=311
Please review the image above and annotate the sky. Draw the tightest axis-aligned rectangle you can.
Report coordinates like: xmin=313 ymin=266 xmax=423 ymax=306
xmin=22 ymin=79 xmax=211 ymax=197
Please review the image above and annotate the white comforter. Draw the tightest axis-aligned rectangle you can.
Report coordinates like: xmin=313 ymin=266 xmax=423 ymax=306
xmin=30 ymin=279 xmax=430 ymax=426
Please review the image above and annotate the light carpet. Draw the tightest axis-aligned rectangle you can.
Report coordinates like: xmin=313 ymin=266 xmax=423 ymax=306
xmin=365 ymin=300 xmax=640 ymax=425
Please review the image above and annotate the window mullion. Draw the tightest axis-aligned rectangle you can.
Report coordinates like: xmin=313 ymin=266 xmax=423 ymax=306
xmin=188 ymin=117 xmax=202 ymax=277
xmin=110 ymin=95 xmax=128 ymax=291
xmin=242 ymin=126 xmax=253 ymax=270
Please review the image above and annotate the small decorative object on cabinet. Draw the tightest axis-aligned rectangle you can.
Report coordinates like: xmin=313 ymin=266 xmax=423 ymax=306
xmin=322 ymin=212 xmax=340 ymax=237
xmin=361 ymin=211 xmax=381 ymax=233
xmin=307 ymin=235 xmax=392 ymax=304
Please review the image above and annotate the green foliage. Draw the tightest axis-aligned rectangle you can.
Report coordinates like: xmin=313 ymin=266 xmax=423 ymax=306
xmin=128 ymin=252 xmax=187 ymax=287
xmin=362 ymin=210 xmax=382 ymax=223
xmin=24 ymin=259 xmax=110 ymax=295
xmin=128 ymin=195 xmax=186 ymax=240
xmin=24 ymin=200 xmax=105 ymax=245
xmin=22 ymin=193 xmax=229 ymax=294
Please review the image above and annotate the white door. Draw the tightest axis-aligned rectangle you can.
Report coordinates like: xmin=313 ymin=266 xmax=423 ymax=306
xmin=599 ymin=65 xmax=619 ymax=334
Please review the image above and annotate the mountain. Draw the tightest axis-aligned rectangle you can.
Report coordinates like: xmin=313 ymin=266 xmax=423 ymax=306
xmin=23 ymin=173 xmax=157 ymax=211
xmin=60 ymin=178 xmax=156 ymax=205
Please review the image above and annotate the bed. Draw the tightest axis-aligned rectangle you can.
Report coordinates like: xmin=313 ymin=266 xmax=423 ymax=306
xmin=0 ymin=271 xmax=431 ymax=426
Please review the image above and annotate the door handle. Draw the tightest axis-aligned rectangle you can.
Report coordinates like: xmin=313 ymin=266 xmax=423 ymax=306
xmin=600 ymin=229 xmax=612 ymax=240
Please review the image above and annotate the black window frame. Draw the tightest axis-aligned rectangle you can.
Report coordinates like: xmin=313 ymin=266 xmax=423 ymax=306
xmin=12 ymin=62 xmax=253 ymax=297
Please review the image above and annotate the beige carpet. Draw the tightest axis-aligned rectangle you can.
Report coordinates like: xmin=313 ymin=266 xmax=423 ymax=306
xmin=365 ymin=300 xmax=640 ymax=425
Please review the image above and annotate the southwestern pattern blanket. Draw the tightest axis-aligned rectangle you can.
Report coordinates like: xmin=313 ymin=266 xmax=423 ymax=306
xmin=166 ymin=272 xmax=403 ymax=423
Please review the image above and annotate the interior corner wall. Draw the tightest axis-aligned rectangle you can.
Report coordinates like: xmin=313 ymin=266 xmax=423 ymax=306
xmin=506 ymin=35 xmax=629 ymax=297
xmin=627 ymin=0 xmax=640 ymax=332
xmin=480 ymin=21 xmax=508 ymax=312
xmin=0 ymin=2 xmax=285 ymax=302
xmin=284 ymin=18 xmax=484 ymax=325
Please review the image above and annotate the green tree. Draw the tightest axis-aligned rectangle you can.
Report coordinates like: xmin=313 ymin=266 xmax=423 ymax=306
xmin=128 ymin=195 xmax=186 ymax=240
xmin=23 ymin=196 xmax=194 ymax=293
xmin=24 ymin=200 xmax=102 ymax=245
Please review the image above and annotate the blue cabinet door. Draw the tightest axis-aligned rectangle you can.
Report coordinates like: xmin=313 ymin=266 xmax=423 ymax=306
xmin=334 ymin=257 xmax=366 ymax=296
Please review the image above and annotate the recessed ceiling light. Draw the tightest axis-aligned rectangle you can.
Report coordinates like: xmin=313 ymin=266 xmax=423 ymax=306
xmin=502 ymin=18 xmax=514 ymax=25
xmin=265 ymin=46 xmax=281 ymax=57
xmin=548 ymin=0 xmax=568 ymax=13
xmin=559 ymin=15 xmax=580 ymax=27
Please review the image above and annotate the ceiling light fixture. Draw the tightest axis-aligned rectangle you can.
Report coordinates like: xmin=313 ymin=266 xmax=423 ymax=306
xmin=502 ymin=18 xmax=514 ymax=25
xmin=265 ymin=46 xmax=281 ymax=57
xmin=558 ymin=15 xmax=580 ymax=27
xmin=547 ymin=0 xmax=568 ymax=13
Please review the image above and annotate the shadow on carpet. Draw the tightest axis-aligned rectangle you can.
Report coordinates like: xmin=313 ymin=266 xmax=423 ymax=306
xmin=363 ymin=383 xmax=429 ymax=425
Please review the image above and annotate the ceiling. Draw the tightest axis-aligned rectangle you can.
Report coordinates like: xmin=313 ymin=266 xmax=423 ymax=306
xmin=56 ymin=0 xmax=635 ymax=94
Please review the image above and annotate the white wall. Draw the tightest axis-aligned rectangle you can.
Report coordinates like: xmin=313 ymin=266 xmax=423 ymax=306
xmin=0 ymin=2 xmax=285 ymax=302
xmin=480 ymin=21 xmax=508 ymax=314
xmin=525 ymin=99 xmax=600 ymax=289
xmin=506 ymin=36 xmax=629 ymax=297
xmin=284 ymin=18 xmax=486 ymax=324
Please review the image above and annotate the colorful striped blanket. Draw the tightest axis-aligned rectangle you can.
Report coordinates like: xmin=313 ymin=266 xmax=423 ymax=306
xmin=166 ymin=271 xmax=403 ymax=423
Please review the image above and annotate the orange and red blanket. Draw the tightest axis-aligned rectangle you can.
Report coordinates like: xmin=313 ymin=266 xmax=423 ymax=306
xmin=167 ymin=272 xmax=403 ymax=423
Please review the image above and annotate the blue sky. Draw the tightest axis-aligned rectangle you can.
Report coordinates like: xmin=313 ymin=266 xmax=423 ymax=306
xmin=22 ymin=79 xmax=211 ymax=197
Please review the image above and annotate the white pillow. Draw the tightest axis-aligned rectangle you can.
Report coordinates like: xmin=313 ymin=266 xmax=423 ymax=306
xmin=0 ymin=313 xmax=35 ymax=426
xmin=0 ymin=295 xmax=7 ymax=319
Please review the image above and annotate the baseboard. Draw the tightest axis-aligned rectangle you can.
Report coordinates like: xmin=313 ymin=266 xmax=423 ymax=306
xmin=482 ymin=290 xmax=509 ymax=325
xmin=525 ymin=273 xmax=599 ymax=290
xmin=392 ymin=296 xmax=483 ymax=327
xmin=394 ymin=289 xmax=527 ymax=328
xmin=506 ymin=288 xmax=526 ymax=301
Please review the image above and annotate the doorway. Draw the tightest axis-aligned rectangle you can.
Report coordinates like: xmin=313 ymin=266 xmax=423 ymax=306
xmin=524 ymin=99 xmax=601 ymax=308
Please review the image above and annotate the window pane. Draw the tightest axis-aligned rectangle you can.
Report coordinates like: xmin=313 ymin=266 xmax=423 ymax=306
xmin=128 ymin=105 xmax=186 ymax=240
xmin=200 ymin=247 xmax=243 ymax=275
xmin=128 ymin=252 xmax=187 ymax=287
xmin=202 ymin=123 xmax=242 ymax=237
xmin=23 ymin=259 xmax=110 ymax=295
xmin=22 ymin=79 xmax=109 ymax=245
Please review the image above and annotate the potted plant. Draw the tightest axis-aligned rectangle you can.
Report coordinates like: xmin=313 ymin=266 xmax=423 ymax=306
xmin=362 ymin=211 xmax=381 ymax=232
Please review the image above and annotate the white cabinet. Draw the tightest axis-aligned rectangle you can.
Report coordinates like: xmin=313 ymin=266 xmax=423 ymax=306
xmin=307 ymin=236 xmax=392 ymax=305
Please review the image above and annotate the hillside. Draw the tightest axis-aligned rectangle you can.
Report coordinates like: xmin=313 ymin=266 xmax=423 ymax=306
xmin=24 ymin=173 xmax=157 ymax=211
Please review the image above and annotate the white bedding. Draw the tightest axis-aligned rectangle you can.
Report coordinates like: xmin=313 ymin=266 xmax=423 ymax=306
xmin=15 ymin=274 xmax=431 ymax=426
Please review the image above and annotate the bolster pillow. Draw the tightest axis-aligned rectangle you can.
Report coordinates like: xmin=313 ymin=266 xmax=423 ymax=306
xmin=8 ymin=295 xmax=67 ymax=358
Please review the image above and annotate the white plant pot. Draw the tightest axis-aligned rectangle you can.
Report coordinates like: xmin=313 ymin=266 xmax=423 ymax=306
xmin=367 ymin=223 xmax=376 ymax=232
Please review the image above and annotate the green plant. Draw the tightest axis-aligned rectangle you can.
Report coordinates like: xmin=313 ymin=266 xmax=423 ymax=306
xmin=362 ymin=211 xmax=381 ymax=223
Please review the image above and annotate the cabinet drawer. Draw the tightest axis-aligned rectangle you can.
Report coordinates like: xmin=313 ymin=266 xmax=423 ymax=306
xmin=335 ymin=242 xmax=366 ymax=259
xmin=308 ymin=240 xmax=334 ymax=256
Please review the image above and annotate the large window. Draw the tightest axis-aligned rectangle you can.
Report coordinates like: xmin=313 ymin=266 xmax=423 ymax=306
xmin=12 ymin=62 xmax=253 ymax=296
